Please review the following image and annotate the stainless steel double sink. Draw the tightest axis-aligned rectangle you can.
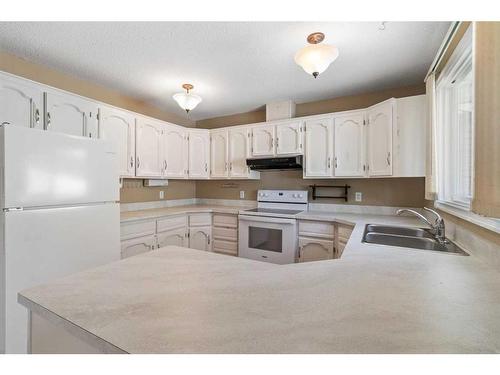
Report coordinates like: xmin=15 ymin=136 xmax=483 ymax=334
xmin=362 ymin=224 xmax=469 ymax=255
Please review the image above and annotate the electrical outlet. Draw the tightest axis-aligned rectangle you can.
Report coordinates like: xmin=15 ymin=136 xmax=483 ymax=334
xmin=355 ymin=192 xmax=362 ymax=202
xmin=240 ymin=190 xmax=245 ymax=199
xmin=159 ymin=190 xmax=165 ymax=200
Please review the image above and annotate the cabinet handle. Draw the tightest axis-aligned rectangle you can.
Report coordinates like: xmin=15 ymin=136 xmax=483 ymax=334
xmin=130 ymin=156 xmax=134 ymax=168
xmin=387 ymin=152 xmax=391 ymax=166
xmin=225 ymin=162 xmax=228 ymax=171
xmin=334 ymin=156 xmax=338 ymax=169
xmin=271 ymin=138 xmax=274 ymax=149
xmin=164 ymin=160 xmax=167 ymax=171
xmin=276 ymin=137 xmax=279 ymax=150
xmin=327 ymin=157 xmax=331 ymax=169
xmin=205 ymin=163 xmax=208 ymax=172
xmin=136 ymin=156 xmax=140 ymax=169
xmin=1 ymin=122 xmax=10 ymax=127
xmin=34 ymin=108 xmax=40 ymax=127
xmin=46 ymin=112 xmax=51 ymax=130
xmin=230 ymin=163 xmax=233 ymax=171
xmin=207 ymin=235 xmax=211 ymax=245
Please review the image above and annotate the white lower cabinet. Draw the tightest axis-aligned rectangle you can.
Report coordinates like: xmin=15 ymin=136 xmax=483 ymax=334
xmin=298 ymin=237 xmax=334 ymax=263
xmin=157 ymin=227 xmax=188 ymax=248
xmin=120 ymin=235 xmax=156 ymax=259
xmin=189 ymin=226 xmax=212 ymax=251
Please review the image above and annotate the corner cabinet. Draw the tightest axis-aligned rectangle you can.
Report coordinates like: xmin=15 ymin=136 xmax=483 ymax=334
xmin=0 ymin=74 xmax=44 ymax=129
xmin=366 ymin=99 xmax=394 ymax=176
xmin=334 ymin=111 xmax=366 ymax=177
xmin=98 ymin=106 xmax=136 ymax=177
xmin=298 ymin=237 xmax=334 ymax=262
xmin=188 ymin=129 xmax=210 ymax=179
xmin=163 ymin=124 xmax=188 ymax=178
xmin=135 ymin=117 xmax=164 ymax=178
xmin=304 ymin=117 xmax=334 ymax=178
xmin=44 ymin=90 xmax=98 ymax=138
xmin=210 ymin=129 xmax=229 ymax=178
xmin=189 ymin=226 xmax=212 ymax=251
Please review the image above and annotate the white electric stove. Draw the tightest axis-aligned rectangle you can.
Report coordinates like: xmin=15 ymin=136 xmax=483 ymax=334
xmin=238 ymin=190 xmax=308 ymax=264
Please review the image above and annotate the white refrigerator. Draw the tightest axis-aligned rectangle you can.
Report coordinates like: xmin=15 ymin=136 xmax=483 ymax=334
xmin=0 ymin=125 xmax=121 ymax=354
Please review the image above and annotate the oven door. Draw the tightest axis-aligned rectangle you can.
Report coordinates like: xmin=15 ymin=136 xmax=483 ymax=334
xmin=238 ymin=215 xmax=298 ymax=264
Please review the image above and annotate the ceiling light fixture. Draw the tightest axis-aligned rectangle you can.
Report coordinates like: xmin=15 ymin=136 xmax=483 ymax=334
xmin=294 ymin=32 xmax=339 ymax=78
xmin=173 ymin=84 xmax=202 ymax=113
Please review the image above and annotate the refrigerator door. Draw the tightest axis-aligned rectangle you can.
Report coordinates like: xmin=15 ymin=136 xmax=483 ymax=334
xmin=1 ymin=126 xmax=119 ymax=209
xmin=3 ymin=203 xmax=120 ymax=353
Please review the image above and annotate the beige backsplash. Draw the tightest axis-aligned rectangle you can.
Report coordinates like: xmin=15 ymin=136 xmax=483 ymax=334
xmin=120 ymin=179 xmax=196 ymax=203
xmin=196 ymin=172 xmax=425 ymax=207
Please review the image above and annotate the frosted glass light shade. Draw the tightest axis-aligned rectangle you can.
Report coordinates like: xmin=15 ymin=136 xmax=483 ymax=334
xmin=173 ymin=92 xmax=202 ymax=112
xmin=294 ymin=44 xmax=339 ymax=78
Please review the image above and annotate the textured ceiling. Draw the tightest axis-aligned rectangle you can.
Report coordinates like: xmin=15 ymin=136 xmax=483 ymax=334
xmin=0 ymin=22 xmax=449 ymax=120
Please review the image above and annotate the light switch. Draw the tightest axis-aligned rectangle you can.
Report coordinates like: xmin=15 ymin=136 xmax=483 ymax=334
xmin=240 ymin=191 xmax=245 ymax=199
xmin=355 ymin=192 xmax=362 ymax=202
xmin=159 ymin=191 xmax=165 ymax=200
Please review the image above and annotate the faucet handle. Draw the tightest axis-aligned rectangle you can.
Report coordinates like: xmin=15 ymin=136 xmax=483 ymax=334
xmin=423 ymin=207 xmax=443 ymax=224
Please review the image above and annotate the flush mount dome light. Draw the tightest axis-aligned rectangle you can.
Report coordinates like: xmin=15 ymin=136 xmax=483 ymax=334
xmin=294 ymin=32 xmax=339 ymax=78
xmin=172 ymin=84 xmax=202 ymax=113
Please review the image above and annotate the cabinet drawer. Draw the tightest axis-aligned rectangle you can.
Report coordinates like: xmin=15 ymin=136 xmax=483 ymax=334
xmin=298 ymin=220 xmax=335 ymax=239
xmin=120 ymin=219 xmax=156 ymax=240
xmin=213 ymin=239 xmax=238 ymax=256
xmin=213 ymin=214 xmax=238 ymax=228
xmin=212 ymin=226 xmax=238 ymax=241
xmin=189 ymin=213 xmax=212 ymax=227
xmin=157 ymin=214 xmax=187 ymax=232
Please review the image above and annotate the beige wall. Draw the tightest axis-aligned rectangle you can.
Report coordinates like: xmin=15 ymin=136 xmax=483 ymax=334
xmin=196 ymin=84 xmax=425 ymax=129
xmin=197 ymin=172 xmax=425 ymax=207
xmin=120 ymin=179 xmax=196 ymax=203
xmin=0 ymin=51 xmax=195 ymax=127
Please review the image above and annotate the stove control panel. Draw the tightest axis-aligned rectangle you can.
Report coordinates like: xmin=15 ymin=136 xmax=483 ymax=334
xmin=257 ymin=190 xmax=308 ymax=204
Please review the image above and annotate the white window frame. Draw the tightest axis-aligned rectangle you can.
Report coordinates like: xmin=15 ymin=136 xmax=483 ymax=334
xmin=436 ymin=26 xmax=474 ymax=212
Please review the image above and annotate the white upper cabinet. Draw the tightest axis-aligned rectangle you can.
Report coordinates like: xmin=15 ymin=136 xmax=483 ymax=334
xmin=135 ymin=117 xmax=163 ymax=178
xmin=228 ymin=127 xmax=250 ymax=178
xmin=188 ymin=129 xmax=210 ymax=179
xmin=304 ymin=117 xmax=334 ymax=178
xmin=334 ymin=112 xmax=366 ymax=177
xmin=98 ymin=106 xmax=136 ymax=177
xmin=0 ymin=74 xmax=43 ymax=129
xmin=367 ymin=99 xmax=394 ymax=176
xmin=164 ymin=124 xmax=188 ymax=178
xmin=251 ymin=124 xmax=275 ymax=157
xmin=44 ymin=90 xmax=98 ymax=138
xmin=276 ymin=120 xmax=303 ymax=155
xmin=210 ymin=129 xmax=229 ymax=178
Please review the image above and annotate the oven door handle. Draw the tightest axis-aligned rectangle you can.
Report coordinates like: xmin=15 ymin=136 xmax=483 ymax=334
xmin=238 ymin=215 xmax=296 ymax=225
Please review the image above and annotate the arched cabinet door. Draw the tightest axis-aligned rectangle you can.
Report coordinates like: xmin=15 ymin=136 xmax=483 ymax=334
xmin=367 ymin=99 xmax=394 ymax=176
xmin=135 ymin=117 xmax=163 ymax=178
xmin=251 ymin=125 xmax=275 ymax=157
xmin=157 ymin=227 xmax=188 ymax=248
xmin=188 ymin=129 xmax=210 ymax=179
xmin=334 ymin=111 xmax=366 ymax=177
xmin=210 ymin=130 xmax=229 ymax=178
xmin=298 ymin=237 xmax=334 ymax=262
xmin=276 ymin=121 xmax=303 ymax=155
xmin=44 ymin=90 xmax=98 ymax=138
xmin=229 ymin=128 xmax=250 ymax=178
xmin=0 ymin=74 xmax=43 ymax=129
xmin=164 ymin=125 xmax=188 ymax=178
xmin=120 ymin=235 xmax=155 ymax=259
xmin=189 ymin=226 xmax=212 ymax=251
xmin=98 ymin=106 xmax=136 ymax=177
xmin=304 ymin=117 xmax=334 ymax=177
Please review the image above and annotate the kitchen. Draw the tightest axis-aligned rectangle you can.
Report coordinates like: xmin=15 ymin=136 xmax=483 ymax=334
xmin=0 ymin=4 xmax=500 ymax=373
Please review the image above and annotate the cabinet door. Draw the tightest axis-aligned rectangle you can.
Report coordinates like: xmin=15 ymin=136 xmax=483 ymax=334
xmin=276 ymin=121 xmax=303 ymax=155
xmin=251 ymin=125 xmax=275 ymax=157
xmin=367 ymin=100 xmax=393 ymax=176
xmin=189 ymin=226 xmax=212 ymax=251
xmin=135 ymin=117 xmax=163 ymax=178
xmin=229 ymin=127 xmax=250 ymax=178
xmin=298 ymin=237 xmax=334 ymax=262
xmin=164 ymin=124 xmax=188 ymax=178
xmin=334 ymin=112 xmax=366 ymax=177
xmin=98 ymin=106 xmax=136 ymax=177
xmin=0 ymin=74 xmax=43 ymax=129
xmin=188 ymin=129 xmax=210 ymax=179
xmin=304 ymin=117 xmax=334 ymax=177
xmin=44 ymin=91 xmax=98 ymax=138
xmin=120 ymin=235 xmax=155 ymax=259
xmin=210 ymin=130 xmax=229 ymax=178
xmin=157 ymin=227 xmax=188 ymax=248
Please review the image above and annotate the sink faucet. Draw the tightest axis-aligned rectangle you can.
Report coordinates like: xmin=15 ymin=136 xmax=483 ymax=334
xmin=396 ymin=207 xmax=447 ymax=244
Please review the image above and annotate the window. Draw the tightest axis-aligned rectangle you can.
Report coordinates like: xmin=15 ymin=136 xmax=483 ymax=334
xmin=436 ymin=27 xmax=474 ymax=210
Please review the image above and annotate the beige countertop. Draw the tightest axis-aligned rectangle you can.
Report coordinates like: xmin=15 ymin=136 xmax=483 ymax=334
xmin=19 ymin=210 xmax=500 ymax=354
